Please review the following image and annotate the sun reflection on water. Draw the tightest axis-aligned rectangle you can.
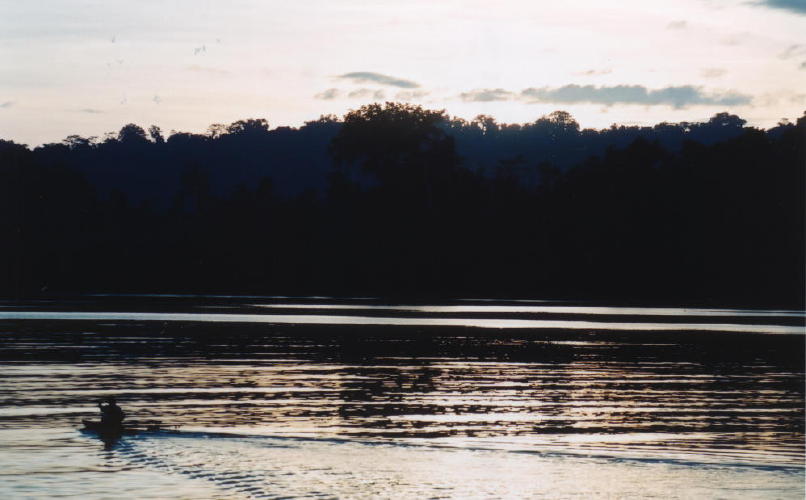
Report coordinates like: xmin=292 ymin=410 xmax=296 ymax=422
xmin=0 ymin=297 xmax=803 ymax=498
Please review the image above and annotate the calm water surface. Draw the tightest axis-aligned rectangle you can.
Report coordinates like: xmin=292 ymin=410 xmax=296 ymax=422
xmin=0 ymin=296 xmax=803 ymax=498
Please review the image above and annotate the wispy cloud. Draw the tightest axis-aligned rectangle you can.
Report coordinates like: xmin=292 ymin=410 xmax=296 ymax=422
xmin=347 ymin=88 xmax=385 ymax=99
xmin=779 ymin=44 xmax=806 ymax=59
xmin=395 ymin=90 xmax=429 ymax=101
xmin=314 ymin=88 xmax=388 ymax=100
xmin=751 ymin=0 xmax=806 ymax=15
xmin=338 ymin=72 xmax=420 ymax=88
xmin=701 ymin=67 xmax=727 ymax=78
xmin=520 ymin=84 xmax=751 ymax=108
xmin=315 ymin=88 xmax=340 ymax=100
xmin=576 ymin=68 xmax=612 ymax=76
xmin=720 ymin=34 xmax=745 ymax=46
xmin=666 ymin=20 xmax=688 ymax=29
xmin=778 ymin=44 xmax=806 ymax=70
xmin=77 ymin=108 xmax=103 ymax=114
xmin=0 ymin=101 xmax=13 ymax=109
xmin=460 ymin=88 xmax=516 ymax=102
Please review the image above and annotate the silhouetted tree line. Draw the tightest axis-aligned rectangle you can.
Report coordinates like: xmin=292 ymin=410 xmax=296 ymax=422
xmin=1 ymin=103 xmax=803 ymax=306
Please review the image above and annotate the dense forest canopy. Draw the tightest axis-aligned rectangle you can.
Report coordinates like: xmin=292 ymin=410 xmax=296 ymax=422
xmin=1 ymin=104 xmax=803 ymax=306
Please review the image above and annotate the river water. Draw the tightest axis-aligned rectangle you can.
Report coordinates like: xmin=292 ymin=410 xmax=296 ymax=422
xmin=0 ymin=296 xmax=803 ymax=498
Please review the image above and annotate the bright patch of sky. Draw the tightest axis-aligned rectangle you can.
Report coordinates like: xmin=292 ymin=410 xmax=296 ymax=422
xmin=0 ymin=0 xmax=804 ymax=146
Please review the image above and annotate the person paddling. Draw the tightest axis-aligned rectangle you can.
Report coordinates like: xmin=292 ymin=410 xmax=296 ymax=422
xmin=98 ymin=396 xmax=125 ymax=428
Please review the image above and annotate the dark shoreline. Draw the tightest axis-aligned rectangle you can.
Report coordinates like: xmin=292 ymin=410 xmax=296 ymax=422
xmin=3 ymin=291 xmax=804 ymax=311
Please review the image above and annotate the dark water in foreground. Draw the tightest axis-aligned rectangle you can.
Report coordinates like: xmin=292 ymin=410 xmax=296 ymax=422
xmin=0 ymin=296 xmax=803 ymax=498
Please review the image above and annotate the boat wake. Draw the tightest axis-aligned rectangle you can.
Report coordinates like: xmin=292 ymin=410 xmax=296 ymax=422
xmin=98 ymin=430 xmax=804 ymax=500
xmin=114 ymin=436 xmax=279 ymax=499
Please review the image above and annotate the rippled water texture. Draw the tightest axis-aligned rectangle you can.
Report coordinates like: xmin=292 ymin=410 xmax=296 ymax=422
xmin=0 ymin=296 xmax=803 ymax=498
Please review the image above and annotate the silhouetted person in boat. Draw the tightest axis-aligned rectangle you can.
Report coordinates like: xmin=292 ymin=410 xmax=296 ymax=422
xmin=98 ymin=396 xmax=125 ymax=428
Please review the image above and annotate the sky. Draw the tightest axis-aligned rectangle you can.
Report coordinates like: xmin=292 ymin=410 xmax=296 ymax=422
xmin=1 ymin=0 xmax=804 ymax=146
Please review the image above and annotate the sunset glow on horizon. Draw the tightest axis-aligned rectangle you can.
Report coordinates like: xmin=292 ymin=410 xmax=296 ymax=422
xmin=1 ymin=0 xmax=804 ymax=146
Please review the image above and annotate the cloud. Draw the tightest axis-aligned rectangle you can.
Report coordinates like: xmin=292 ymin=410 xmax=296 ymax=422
xmin=347 ymin=88 xmax=385 ymax=99
xmin=701 ymin=67 xmax=727 ymax=78
xmin=78 ymin=108 xmax=103 ymax=114
xmin=460 ymin=88 xmax=516 ymax=102
xmin=751 ymin=0 xmax=806 ymax=15
xmin=576 ymin=68 xmax=612 ymax=76
xmin=779 ymin=44 xmax=806 ymax=59
xmin=666 ymin=20 xmax=688 ymax=29
xmin=316 ymin=85 xmax=422 ymax=101
xmin=778 ymin=45 xmax=806 ymax=70
xmin=520 ymin=84 xmax=751 ymax=108
xmin=720 ymin=34 xmax=745 ymax=46
xmin=338 ymin=72 xmax=420 ymax=88
xmin=395 ymin=90 xmax=429 ymax=101
xmin=0 ymin=101 xmax=13 ymax=108
xmin=315 ymin=88 xmax=340 ymax=100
